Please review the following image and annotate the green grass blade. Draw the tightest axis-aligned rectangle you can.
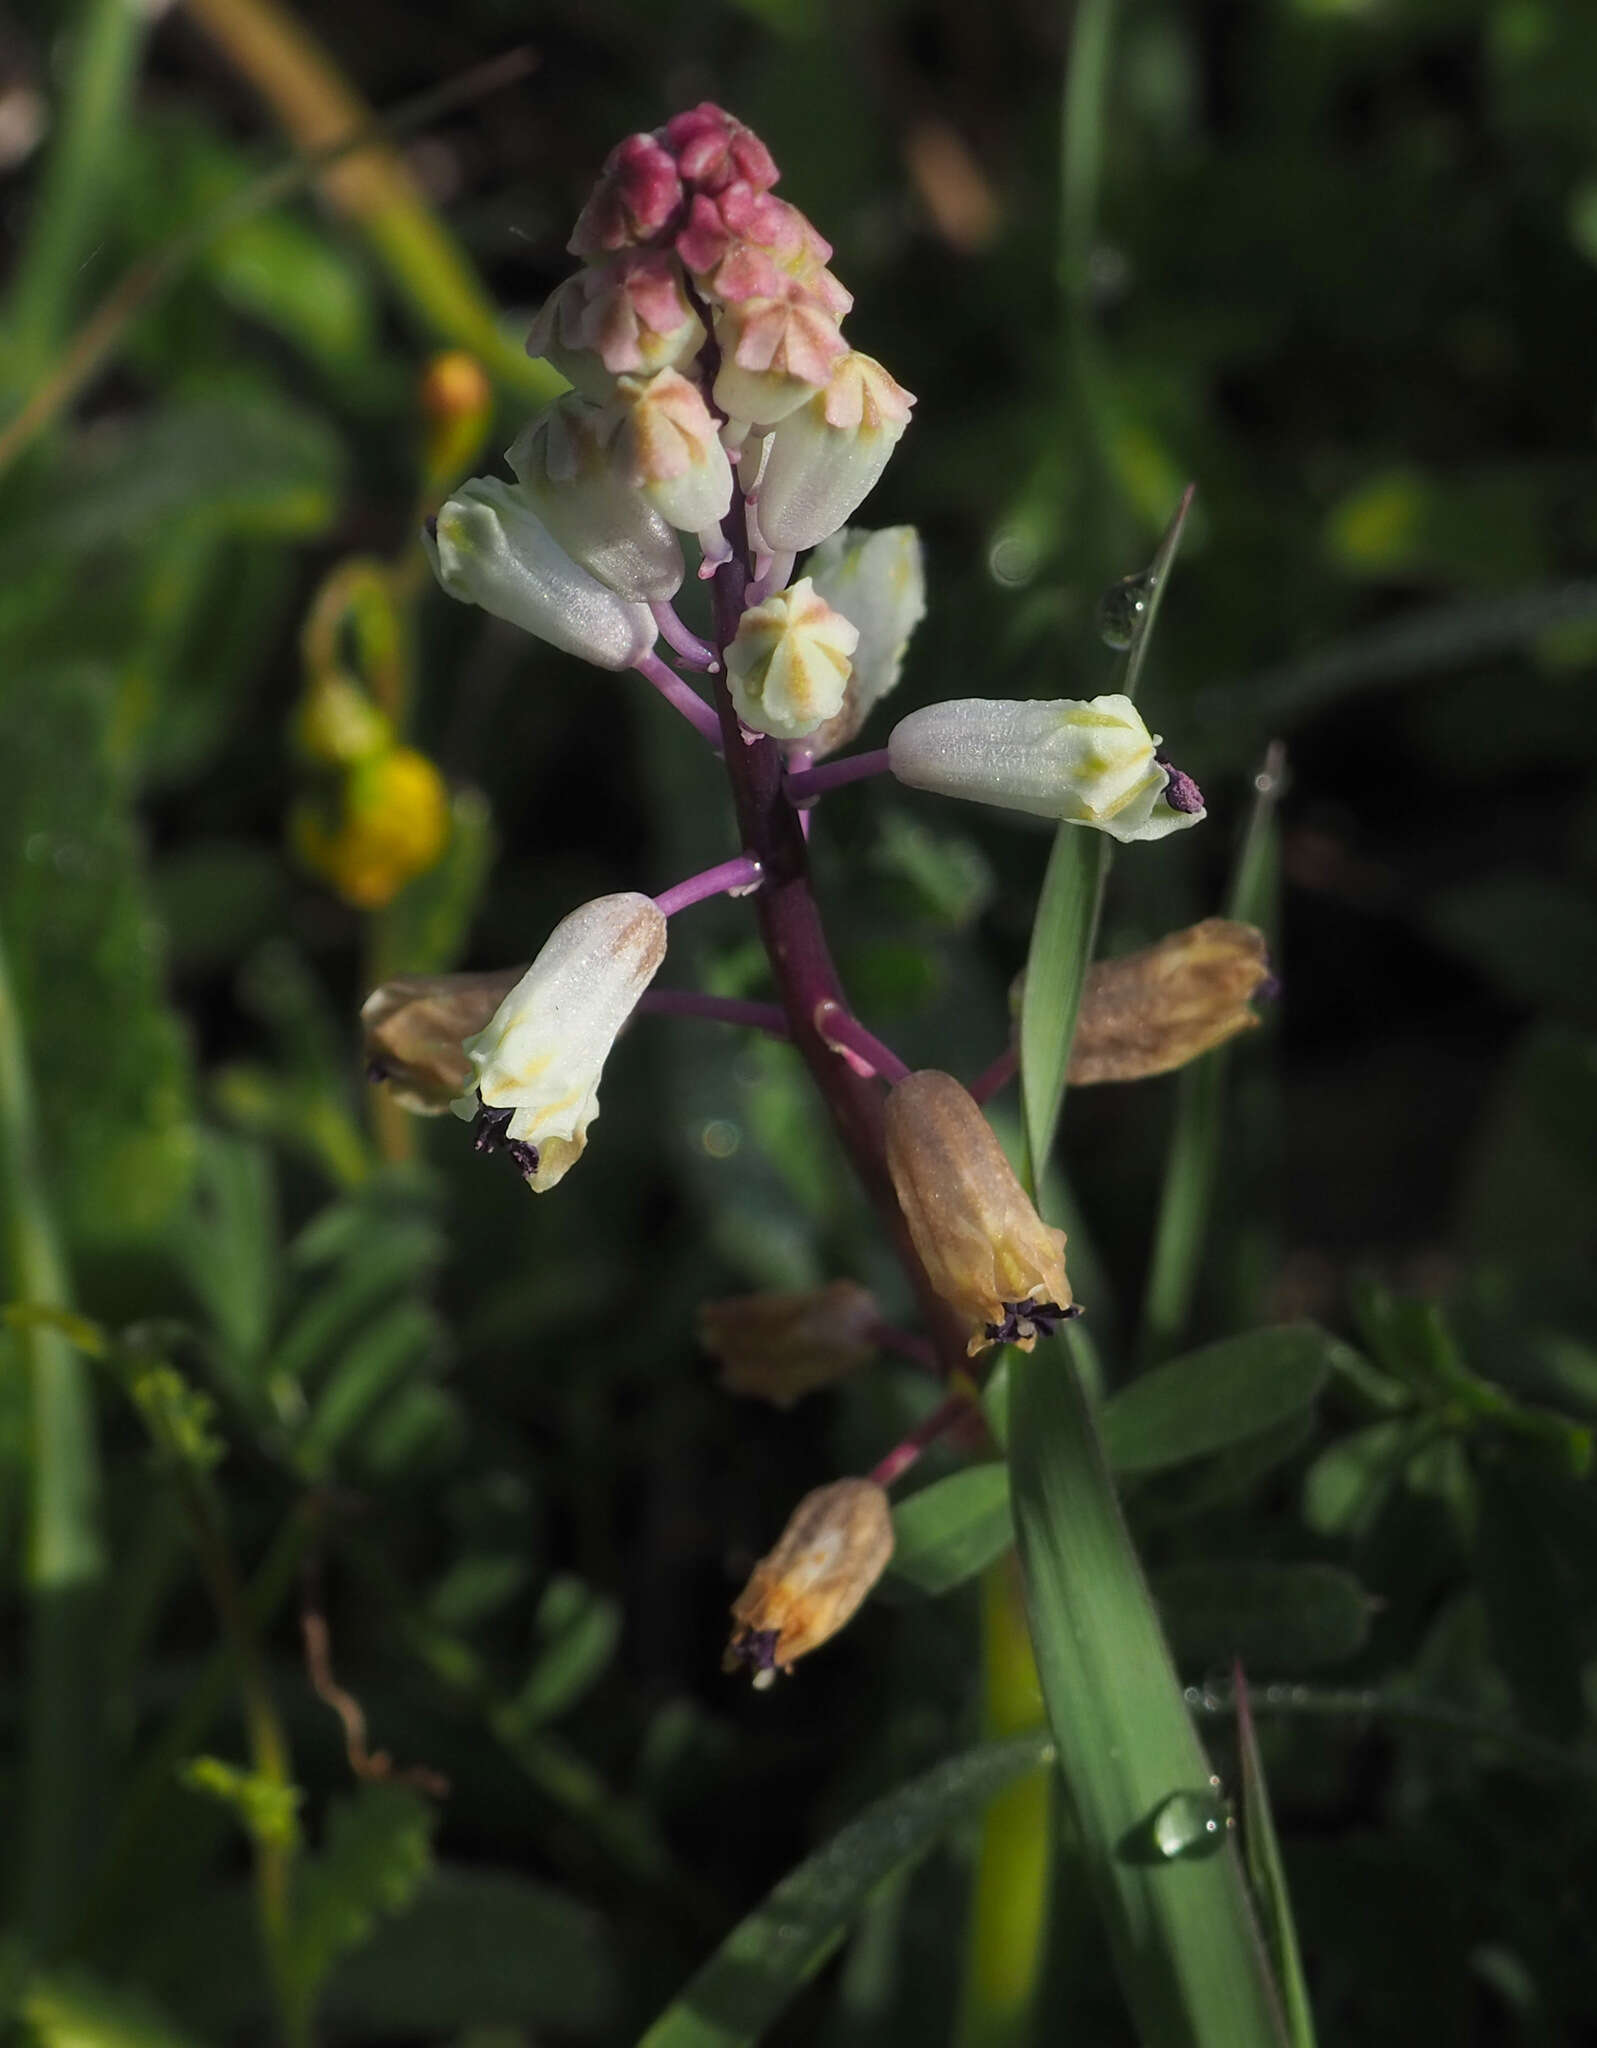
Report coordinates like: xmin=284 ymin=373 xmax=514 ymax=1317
xmin=1235 ymin=1670 xmax=1317 ymax=2048
xmin=1018 ymin=830 xmax=1107 ymax=1189
xmin=636 ymin=1734 xmax=1053 ymax=2048
xmin=1018 ymin=486 xmax=1199 ymax=1189
xmin=0 ymin=918 xmax=106 ymax=1950
xmin=1009 ymin=1346 xmax=1288 ymax=2048
xmin=1141 ymin=745 xmax=1285 ymax=1359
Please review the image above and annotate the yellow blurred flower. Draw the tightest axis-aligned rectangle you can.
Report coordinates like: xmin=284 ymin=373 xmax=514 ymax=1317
xmin=292 ymin=746 xmax=450 ymax=910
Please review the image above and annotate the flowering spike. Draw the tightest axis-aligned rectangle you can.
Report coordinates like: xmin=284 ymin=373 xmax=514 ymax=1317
xmin=724 ymin=1479 xmax=895 ymax=1684
xmin=425 ymin=478 xmax=658 ymax=671
xmin=506 ymin=397 xmax=683 ymax=602
xmin=362 ymin=968 xmax=524 ymax=1113
xmin=883 ymin=1070 xmax=1073 ymax=1356
xmin=724 ymin=577 xmax=859 ymax=740
xmin=451 ymin=893 xmax=668 ymax=1191
xmin=754 ymin=354 xmax=916 ymax=554
xmin=791 ymin=526 xmax=925 ymax=761
xmin=886 ymin=694 xmax=1205 ymax=843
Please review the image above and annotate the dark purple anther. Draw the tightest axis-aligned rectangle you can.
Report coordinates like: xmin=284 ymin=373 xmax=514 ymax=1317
xmin=471 ymin=1101 xmax=515 ymax=1154
xmin=1258 ymin=973 xmax=1282 ymax=1003
xmin=730 ymin=1627 xmax=782 ymax=1675
xmin=984 ymin=1298 xmax=1082 ymax=1347
xmin=423 ymin=515 xmax=438 ymax=545
xmin=505 ymin=1138 xmax=541 ymax=1179
xmin=366 ymin=1060 xmax=391 ymax=1086
xmin=1160 ymin=763 xmax=1205 ymax=814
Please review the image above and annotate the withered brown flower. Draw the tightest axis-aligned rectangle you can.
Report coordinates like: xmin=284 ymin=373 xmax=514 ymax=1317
xmin=360 ymin=968 xmax=522 ymax=1114
xmin=724 ymin=1478 xmax=895 ymax=1686
xmin=883 ymin=1070 xmax=1073 ymax=1355
xmin=1069 ymin=919 xmax=1271 ymax=1086
xmin=698 ymin=1280 xmax=881 ymax=1407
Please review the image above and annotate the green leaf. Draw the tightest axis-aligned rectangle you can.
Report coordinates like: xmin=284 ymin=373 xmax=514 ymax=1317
xmin=502 ymin=1575 xmax=623 ymax=1731
xmin=888 ymin=1464 xmax=1014 ymax=1596
xmin=1152 ymin=1563 xmax=1374 ymax=1672
xmin=1474 ymin=1454 xmax=1587 ymax=1738
xmin=321 ymin=1869 xmax=619 ymax=2038
xmin=286 ymin=1783 xmax=436 ymax=2020
xmin=375 ymin=787 xmax=496 ymax=979
xmin=637 ymin=1735 xmax=1052 ymax=2048
xmin=1008 ymin=1347 xmax=1288 ymax=2048
xmin=1301 ymin=1419 xmax=1416 ymax=1541
xmin=167 ymin=1129 xmax=278 ymax=1380
xmin=296 ymin=1300 xmax=444 ymax=1477
xmin=1234 ymin=1678 xmax=1317 ymax=2048
xmin=1102 ymin=1326 xmax=1336 ymax=1477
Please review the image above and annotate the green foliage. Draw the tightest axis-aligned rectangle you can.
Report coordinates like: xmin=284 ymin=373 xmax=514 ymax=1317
xmin=178 ymin=1755 xmax=302 ymax=1852
xmin=283 ymin=1783 xmax=436 ymax=2024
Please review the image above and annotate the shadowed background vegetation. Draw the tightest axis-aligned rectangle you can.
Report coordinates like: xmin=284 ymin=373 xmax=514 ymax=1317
xmin=2 ymin=0 xmax=1596 ymax=2040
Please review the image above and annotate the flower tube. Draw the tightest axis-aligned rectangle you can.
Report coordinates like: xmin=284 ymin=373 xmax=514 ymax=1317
xmin=887 ymin=694 xmax=1204 ymax=843
xmin=451 ymin=893 xmax=668 ymax=1191
xmin=506 ymin=396 xmax=684 ymax=603
xmin=753 ymin=353 xmax=915 ymax=554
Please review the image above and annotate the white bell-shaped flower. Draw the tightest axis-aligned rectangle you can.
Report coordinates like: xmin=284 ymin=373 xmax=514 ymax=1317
xmin=425 ymin=478 xmax=658 ymax=672
xmin=753 ymin=354 xmax=915 ymax=554
xmin=725 ymin=577 xmax=859 ymax=740
xmin=507 ymin=397 xmax=684 ymax=603
xmin=800 ymin=526 xmax=925 ymax=757
xmin=887 ymin=694 xmax=1204 ymax=844
xmin=452 ymin=892 xmax=668 ymax=1192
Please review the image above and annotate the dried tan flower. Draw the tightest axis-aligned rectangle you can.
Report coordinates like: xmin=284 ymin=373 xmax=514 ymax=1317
xmin=1070 ymin=919 xmax=1272 ymax=1085
xmin=361 ymin=968 xmax=523 ymax=1113
xmin=698 ymin=1280 xmax=881 ymax=1407
xmin=883 ymin=1070 xmax=1073 ymax=1356
xmin=724 ymin=1478 xmax=895 ymax=1685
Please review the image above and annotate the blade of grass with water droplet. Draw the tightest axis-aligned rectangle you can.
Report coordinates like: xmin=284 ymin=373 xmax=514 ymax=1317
xmin=1009 ymin=1343 xmax=1289 ymax=2048
xmin=636 ymin=1734 xmax=1053 ymax=2048
xmin=1235 ymin=1667 xmax=1317 ymax=2048
xmin=1019 ymin=488 xmax=1197 ymax=1184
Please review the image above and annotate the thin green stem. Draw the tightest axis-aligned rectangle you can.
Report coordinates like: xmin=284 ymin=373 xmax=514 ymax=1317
xmin=0 ymin=918 xmax=106 ymax=1953
xmin=5 ymin=0 xmax=149 ymax=384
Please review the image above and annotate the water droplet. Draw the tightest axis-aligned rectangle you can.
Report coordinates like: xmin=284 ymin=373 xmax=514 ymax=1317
xmin=1096 ymin=572 xmax=1154 ymax=651
xmin=987 ymin=527 xmax=1040 ymax=588
xmin=1148 ymin=1789 xmax=1231 ymax=1862
xmin=700 ymin=1118 xmax=741 ymax=1159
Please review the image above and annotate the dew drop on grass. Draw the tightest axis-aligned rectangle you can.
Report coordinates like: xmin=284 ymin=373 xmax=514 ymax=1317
xmin=1148 ymin=1788 xmax=1231 ymax=1861
xmin=1096 ymin=572 xmax=1154 ymax=651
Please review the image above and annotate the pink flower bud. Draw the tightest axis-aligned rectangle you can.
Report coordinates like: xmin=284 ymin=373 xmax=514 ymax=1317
xmin=663 ymin=103 xmax=779 ymax=195
xmin=712 ymin=291 xmax=849 ymax=430
xmin=754 ymin=352 xmax=915 ymax=553
xmin=526 ymin=253 xmax=705 ymax=400
xmin=567 ymin=130 xmax=683 ymax=258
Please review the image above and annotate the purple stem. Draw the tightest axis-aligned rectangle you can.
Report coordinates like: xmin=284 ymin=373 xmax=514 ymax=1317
xmin=813 ymin=1000 xmax=911 ymax=1085
xmin=649 ymin=601 xmax=721 ymax=673
xmin=707 ymin=484 xmax=973 ymax=1371
xmin=633 ymin=650 xmax=723 ymax=748
xmin=785 ymin=748 xmax=893 ymax=804
xmin=968 ymin=1045 xmax=1019 ymax=1107
xmin=653 ymin=855 xmax=764 ymax=919
xmin=637 ymin=990 xmax=789 ymax=1037
xmin=869 ymin=1388 xmax=979 ymax=1490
